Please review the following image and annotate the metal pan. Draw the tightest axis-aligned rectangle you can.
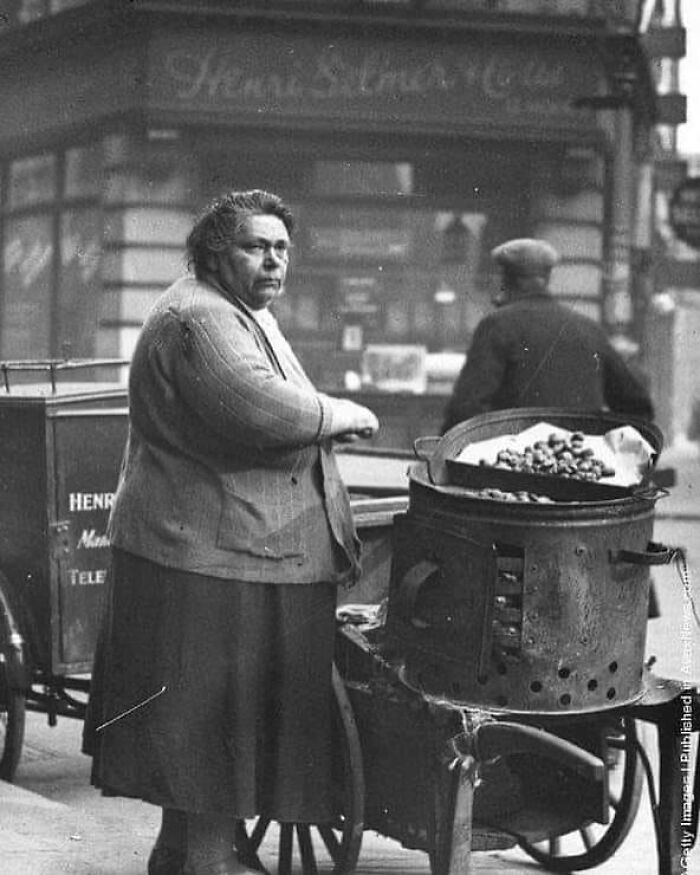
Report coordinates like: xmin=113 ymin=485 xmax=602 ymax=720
xmin=414 ymin=407 xmax=663 ymax=500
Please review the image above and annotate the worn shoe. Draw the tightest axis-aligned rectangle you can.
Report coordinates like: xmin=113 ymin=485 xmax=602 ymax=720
xmin=147 ymin=845 xmax=186 ymax=875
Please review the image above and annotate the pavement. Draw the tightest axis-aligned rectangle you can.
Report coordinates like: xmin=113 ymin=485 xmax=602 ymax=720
xmin=1 ymin=728 xmax=697 ymax=875
xmin=0 ymin=765 xmax=679 ymax=874
xmin=1 ymin=442 xmax=699 ymax=874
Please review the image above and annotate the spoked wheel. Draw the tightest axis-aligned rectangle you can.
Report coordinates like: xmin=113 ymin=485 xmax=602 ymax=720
xmin=0 ymin=580 xmax=27 ymax=782
xmin=517 ymin=716 xmax=644 ymax=872
xmin=235 ymin=665 xmax=365 ymax=874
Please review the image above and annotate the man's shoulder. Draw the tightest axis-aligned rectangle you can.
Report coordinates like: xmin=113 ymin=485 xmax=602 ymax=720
xmin=509 ymin=296 xmax=602 ymax=329
xmin=485 ymin=296 xmax=559 ymax=326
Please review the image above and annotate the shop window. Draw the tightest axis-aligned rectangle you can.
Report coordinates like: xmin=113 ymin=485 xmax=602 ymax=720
xmin=104 ymin=138 xmax=194 ymax=207
xmin=2 ymin=215 xmax=53 ymax=357
xmin=57 ymin=209 xmax=101 ymax=357
xmin=2 ymin=146 xmax=104 ymax=360
xmin=8 ymin=154 xmax=56 ymax=209
xmin=414 ymin=146 xmax=529 ymax=207
xmin=385 ymin=300 xmax=411 ymax=337
xmin=413 ymin=299 xmax=434 ymax=333
xmin=304 ymin=205 xmax=414 ymax=262
xmin=312 ymin=161 xmax=413 ymax=197
xmin=65 ymin=144 xmax=102 ymax=199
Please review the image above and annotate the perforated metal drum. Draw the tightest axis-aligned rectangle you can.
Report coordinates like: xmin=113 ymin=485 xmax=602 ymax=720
xmin=385 ymin=408 xmax=669 ymax=714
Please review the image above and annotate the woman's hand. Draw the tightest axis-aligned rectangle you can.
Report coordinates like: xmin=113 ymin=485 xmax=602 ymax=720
xmin=328 ymin=399 xmax=379 ymax=441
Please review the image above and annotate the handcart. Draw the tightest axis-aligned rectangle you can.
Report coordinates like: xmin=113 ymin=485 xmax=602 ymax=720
xmin=0 ymin=358 xmax=128 ymax=779
xmin=234 ymin=410 xmax=700 ymax=875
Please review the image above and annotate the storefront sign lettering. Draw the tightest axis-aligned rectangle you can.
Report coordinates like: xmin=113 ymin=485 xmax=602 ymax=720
xmin=477 ymin=56 xmax=566 ymax=100
xmin=165 ymin=49 xmax=303 ymax=102
xmin=165 ymin=47 xmax=453 ymax=103
xmin=153 ymin=33 xmax=596 ymax=128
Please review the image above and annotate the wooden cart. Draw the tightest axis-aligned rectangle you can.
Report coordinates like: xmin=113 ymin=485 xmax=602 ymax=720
xmin=232 ymin=612 xmax=699 ymax=875
xmin=235 ymin=439 xmax=700 ymax=875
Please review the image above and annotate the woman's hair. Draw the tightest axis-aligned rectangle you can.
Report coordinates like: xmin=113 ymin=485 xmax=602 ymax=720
xmin=186 ymin=189 xmax=295 ymax=278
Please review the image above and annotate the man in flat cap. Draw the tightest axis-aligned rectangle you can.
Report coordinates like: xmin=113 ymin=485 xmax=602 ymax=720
xmin=441 ymin=237 xmax=654 ymax=433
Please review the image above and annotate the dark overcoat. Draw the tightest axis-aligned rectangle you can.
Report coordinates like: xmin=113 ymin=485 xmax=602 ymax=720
xmin=443 ymin=293 xmax=654 ymax=432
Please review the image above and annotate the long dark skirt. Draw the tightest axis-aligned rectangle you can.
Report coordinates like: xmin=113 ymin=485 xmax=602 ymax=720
xmin=83 ymin=548 xmax=337 ymax=822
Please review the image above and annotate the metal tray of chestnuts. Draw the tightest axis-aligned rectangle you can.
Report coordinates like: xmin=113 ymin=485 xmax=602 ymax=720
xmin=444 ymin=429 xmax=634 ymax=503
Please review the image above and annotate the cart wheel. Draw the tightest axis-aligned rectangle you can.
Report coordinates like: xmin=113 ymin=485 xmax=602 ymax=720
xmin=517 ymin=716 xmax=644 ymax=872
xmin=0 ymin=584 xmax=26 ymax=782
xmin=235 ymin=664 xmax=365 ymax=874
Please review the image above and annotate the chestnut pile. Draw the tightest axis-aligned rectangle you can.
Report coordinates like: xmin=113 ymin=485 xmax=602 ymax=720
xmin=482 ymin=431 xmax=616 ymax=481
xmin=467 ymin=487 xmax=554 ymax=504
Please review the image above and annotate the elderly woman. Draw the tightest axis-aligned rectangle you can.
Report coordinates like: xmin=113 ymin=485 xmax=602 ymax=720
xmin=83 ymin=190 xmax=379 ymax=875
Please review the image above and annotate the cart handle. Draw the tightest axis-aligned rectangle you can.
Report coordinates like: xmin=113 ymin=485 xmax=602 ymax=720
xmin=0 ymin=358 xmax=129 ymax=394
xmin=610 ymin=541 xmax=676 ymax=566
xmin=412 ymin=436 xmax=445 ymax=485
xmin=472 ymin=722 xmax=606 ymax=784
xmin=413 ymin=435 xmax=441 ymax=460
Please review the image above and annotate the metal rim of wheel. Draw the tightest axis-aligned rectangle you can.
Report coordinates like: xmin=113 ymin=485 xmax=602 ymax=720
xmin=235 ymin=664 xmax=365 ymax=874
xmin=517 ymin=716 xmax=644 ymax=872
xmin=0 ymin=576 xmax=27 ymax=782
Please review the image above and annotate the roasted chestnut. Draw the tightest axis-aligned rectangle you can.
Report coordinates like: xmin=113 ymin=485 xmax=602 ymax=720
xmin=481 ymin=433 xmax=615 ymax=482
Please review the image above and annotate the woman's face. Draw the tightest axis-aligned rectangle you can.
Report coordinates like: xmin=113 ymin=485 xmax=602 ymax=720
xmin=217 ymin=213 xmax=291 ymax=310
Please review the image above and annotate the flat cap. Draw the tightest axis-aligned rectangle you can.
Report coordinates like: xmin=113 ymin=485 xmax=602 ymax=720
xmin=491 ymin=238 xmax=559 ymax=276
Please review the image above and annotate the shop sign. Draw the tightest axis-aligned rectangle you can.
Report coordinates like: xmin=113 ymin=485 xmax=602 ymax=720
xmin=670 ymin=178 xmax=700 ymax=251
xmin=148 ymin=29 xmax=601 ymax=134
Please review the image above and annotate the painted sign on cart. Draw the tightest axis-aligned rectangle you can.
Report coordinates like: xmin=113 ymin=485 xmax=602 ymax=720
xmin=53 ymin=410 xmax=128 ymax=671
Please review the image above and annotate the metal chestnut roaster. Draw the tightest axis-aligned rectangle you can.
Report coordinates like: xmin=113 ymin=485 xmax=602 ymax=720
xmin=386 ymin=407 xmax=668 ymax=715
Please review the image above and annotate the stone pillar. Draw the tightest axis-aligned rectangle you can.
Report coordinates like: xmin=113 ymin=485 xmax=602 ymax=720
xmin=602 ymin=105 xmax=636 ymax=337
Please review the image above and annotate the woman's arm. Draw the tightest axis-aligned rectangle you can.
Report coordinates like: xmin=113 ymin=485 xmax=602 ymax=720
xmin=164 ymin=305 xmax=376 ymax=448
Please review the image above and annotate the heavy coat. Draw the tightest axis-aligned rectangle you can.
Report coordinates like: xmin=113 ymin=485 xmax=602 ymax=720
xmin=108 ymin=275 xmax=359 ymax=585
xmin=442 ymin=294 xmax=654 ymax=433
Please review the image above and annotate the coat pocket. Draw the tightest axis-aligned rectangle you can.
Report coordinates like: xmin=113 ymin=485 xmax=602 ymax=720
xmin=216 ymin=487 xmax=304 ymax=559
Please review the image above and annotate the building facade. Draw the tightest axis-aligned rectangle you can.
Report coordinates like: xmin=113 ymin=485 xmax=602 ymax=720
xmin=0 ymin=0 xmax=687 ymax=443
